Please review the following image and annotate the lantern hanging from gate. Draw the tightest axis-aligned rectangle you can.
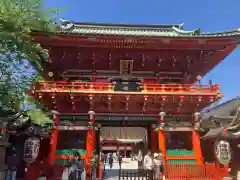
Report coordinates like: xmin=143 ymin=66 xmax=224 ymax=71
xmin=214 ymin=140 xmax=231 ymax=165
xmin=23 ymin=136 xmax=40 ymax=164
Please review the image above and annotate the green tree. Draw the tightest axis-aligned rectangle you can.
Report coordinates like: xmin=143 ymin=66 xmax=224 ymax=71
xmin=0 ymin=0 xmax=59 ymax=111
xmin=0 ymin=53 xmax=34 ymax=111
xmin=0 ymin=0 xmax=59 ymax=71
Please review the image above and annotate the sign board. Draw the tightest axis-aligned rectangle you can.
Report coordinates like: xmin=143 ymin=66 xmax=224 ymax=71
xmin=120 ymin=60 xmax=133 ymax=77
xmin=101 ymin=146 xmax=132 ymax=151
xmin=58 ymin=126 xmax=88 ymax=131
xmin=214 ymin=140 xmax=231 ymax=165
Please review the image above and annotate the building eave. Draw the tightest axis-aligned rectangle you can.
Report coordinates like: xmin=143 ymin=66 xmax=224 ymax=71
xmin=71 ymin=21 xmax=184 ymax=30
xmin=56 ymin=20 xmax=240 ymax=39
xmin=202 ymin=97 xmax=240 ymax=119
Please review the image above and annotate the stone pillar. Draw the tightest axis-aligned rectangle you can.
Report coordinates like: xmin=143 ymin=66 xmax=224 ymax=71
xmin=48 ymin=110 xmax=60 ymax=167
xmin=192 ymin=112 xmax=203 ymax=164
xmin=158 ymin=112 xmax=166 ymax=166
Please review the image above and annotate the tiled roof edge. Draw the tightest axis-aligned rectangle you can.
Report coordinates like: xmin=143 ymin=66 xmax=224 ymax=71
xmin=203 ymin=96 xmax=240 ymax=113
xmin=57 ymin=20 xmax=240 ymax=37
xmin=71 ymin=21 xmax=184 ymax=30
xmin=201 ymin=28 xmax=240 ymax=35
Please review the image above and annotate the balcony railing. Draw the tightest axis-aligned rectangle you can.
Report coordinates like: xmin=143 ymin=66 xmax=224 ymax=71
xmin=33 ymin=81 xmax=221 ymax=95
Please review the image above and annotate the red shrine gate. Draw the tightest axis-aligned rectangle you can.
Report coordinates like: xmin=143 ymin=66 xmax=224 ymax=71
xmin=27 ymin=21 xmax=240 ymax=179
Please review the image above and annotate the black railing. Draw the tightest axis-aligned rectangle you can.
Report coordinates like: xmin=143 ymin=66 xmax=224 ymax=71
xmin=119 ymin=169 xmax=153 ymax=180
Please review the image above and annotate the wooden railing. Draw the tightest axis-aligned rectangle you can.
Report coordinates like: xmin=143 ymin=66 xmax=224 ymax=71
xmin=33 ymin=81 xmax=221 ymax=94
xmin=165 ymin=163 xmax=221 ymax=180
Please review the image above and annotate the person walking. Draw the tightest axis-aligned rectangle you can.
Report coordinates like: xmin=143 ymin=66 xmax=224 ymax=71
xmin=108 ymin=153 xmax=113 ymax=170
xmin=137 ymin=150 xmax=143 ymax=169
xmin=6 ymin=147 xmax=19 ymax=180
xmin=91 ymin=151 xmax=98 ymax=180
xmin=159 ymin=152 xmax=164 ymax=179
xmin=104 ymin=153 xmax=107 ymax=165
xmin=153 ymin=153 xmax=161 ymax=180
xmin=143 ymin=150 xmax=153 ymax=180
xmin=118 ymin=153 xmax=123 ymax=169
xmin=101 ymin=152 xmax=105 ymax=164
xmin=69 ymin=153 xmax=85 ymax=180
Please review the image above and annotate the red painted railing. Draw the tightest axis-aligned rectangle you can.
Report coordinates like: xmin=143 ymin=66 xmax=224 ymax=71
xmin=165 ymin=163 xmax=222 ymax=180
xmin=33 ymin=81 xmax=221 ymax=94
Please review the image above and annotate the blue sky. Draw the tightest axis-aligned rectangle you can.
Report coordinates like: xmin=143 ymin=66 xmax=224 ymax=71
xmin=44 ymin=0 xmax=240 ymax=103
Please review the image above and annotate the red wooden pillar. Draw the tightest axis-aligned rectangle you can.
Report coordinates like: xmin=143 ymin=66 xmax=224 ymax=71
xmin=86 ymin=110 xmax=95 ymax=165
xmin=192 ymin=112 xmax=203 ymax=164
xmin=48 ymin=111 xmax=60 ymax=167
xmin=151 ymin=124 xmax=156 ymax=153
xmin=25 ymin=111 xmax=60 ymax=180
xmin=158 ymin=112 xmax=166 ymax=166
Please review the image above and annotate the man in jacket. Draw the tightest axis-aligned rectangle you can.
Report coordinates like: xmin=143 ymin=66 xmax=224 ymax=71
xmin=143 ymin=150 xmax=153 ymax=180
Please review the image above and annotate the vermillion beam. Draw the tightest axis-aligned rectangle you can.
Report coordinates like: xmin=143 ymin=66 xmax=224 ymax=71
xmin=34 ymin=81 xmax=222 ymax=96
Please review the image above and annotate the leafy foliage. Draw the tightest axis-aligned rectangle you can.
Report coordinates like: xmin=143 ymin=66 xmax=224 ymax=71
xmin=0 ymin=0 xmax=60 ymax=112
xmin=0 ymin=53 xmax=35 ymax=111
xmin=24 ymin=109 xmax=52 ymax=125
xmin=0 ymin=0 xmax=59 ymax=71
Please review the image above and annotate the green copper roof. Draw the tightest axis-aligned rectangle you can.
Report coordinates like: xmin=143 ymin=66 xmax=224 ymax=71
xmin=58 ymin=20 xmax=240 ymax=38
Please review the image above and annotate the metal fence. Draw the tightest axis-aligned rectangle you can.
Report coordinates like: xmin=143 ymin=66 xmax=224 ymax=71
xmin=119 ymin=169 xmax=153 ymax=180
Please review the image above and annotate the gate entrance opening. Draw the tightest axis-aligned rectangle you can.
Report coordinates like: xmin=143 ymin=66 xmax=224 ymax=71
xmin=100 ymin=126 xmax=148 ymax=157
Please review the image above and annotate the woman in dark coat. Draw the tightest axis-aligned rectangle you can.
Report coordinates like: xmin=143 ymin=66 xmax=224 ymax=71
xmin=108 ymin=153 xmax=113 ymax=170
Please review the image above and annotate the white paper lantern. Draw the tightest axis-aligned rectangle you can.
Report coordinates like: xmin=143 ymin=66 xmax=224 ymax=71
xmin=23 ymin=137 xmax=40 ymax=163
xmin=214 ymin=140 xmax=231 ymax=165
xmin=48 ymin=72 xmax=53 ymax=77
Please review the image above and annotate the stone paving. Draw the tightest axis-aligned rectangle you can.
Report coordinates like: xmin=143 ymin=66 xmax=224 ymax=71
xmin=103 ymin=160 xmax=139 ymax=180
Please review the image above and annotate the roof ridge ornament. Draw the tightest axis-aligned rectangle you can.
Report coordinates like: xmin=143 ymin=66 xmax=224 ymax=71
xmin=172 ymin=26 xmax=200 ymax=35
xmin=59 ymin=19 xmax=74 ymax=30
xmin=179 ymin=23 xmax=184 ymax=30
